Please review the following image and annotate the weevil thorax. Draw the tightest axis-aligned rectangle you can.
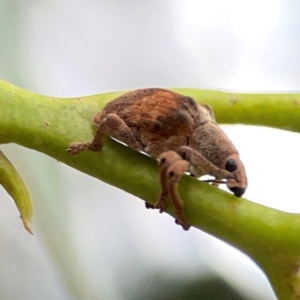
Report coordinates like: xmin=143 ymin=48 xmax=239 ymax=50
xmin=189 ymin=121 xmax=247 ymax=197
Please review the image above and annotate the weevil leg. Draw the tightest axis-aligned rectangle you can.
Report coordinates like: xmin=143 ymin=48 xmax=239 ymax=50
xmin=204 ymin=178 xmax=227 ymax=185
xmin=212 ymin=177 xmax=221 ymax=187
xmin=166 ymin=159 xmax=191 ymax=230
xmin=178 ymin=146 xmax=234 ymax=180
xmin=145 ymin=151 xmax=183 ymax=212
xmin=92 ymin=113 xmax=143 ymax=151
xmin=67 ymin=113 xmax=143 ymax=155
xmin=66 ymin=141 xmax=93 ymax=155
xmin=156 ymin=151 xmax=183 ymax=212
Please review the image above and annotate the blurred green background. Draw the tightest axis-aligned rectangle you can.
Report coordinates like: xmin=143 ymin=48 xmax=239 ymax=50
xmin=1 ymin=1 xmax=300 ymax=299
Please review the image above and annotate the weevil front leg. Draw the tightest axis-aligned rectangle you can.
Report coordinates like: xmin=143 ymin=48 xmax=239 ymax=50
xmin=66 ymin=113 xmax=143 ymax=155
xmin=204 ymin=178 xmax=227 ymax=186
xmin=179 ymin=146 xmax=235 ymax=180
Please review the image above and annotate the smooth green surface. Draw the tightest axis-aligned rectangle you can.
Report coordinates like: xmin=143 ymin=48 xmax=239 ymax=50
xmin=176 ymin=88 xmax=300 ymax=132
xmin=0 ymin=79 xmax=300 ymax=299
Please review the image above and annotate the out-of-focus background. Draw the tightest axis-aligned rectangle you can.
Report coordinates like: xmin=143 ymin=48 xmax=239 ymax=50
xmin=0 ymin=0 xmax=300 ymax=299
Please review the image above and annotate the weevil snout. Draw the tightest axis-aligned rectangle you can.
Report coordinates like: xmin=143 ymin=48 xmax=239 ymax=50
xmin=189 ymin=122 xmax=248 ymax=197
xmin=225 ymin=154 xmax=247 ymax=197
xmin=229 ymin=186 xmax=246 ymax=197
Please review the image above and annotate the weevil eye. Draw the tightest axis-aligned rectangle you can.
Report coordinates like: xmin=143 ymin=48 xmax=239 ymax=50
xmin=225 ymin=159 xmax=237 ymax=172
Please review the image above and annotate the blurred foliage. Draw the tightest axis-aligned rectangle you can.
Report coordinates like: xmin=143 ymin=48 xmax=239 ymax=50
xmin=0 ymin=1 xmax=21 ymax=84
xmin=123 ymin=272 xmax=247 ymax=300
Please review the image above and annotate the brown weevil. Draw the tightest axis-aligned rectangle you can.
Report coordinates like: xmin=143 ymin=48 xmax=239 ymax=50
xmin=67 ymin=88 xmax=247 ymax=230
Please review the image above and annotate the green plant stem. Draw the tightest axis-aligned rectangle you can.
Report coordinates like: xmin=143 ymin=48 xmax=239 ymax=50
xmin=176 ymin=88 xmax=300 ymax=132
xmin=0 ymin=150 xmax=33 ymax=233
xmin=1 ymin=79 xmax=300 ymax=299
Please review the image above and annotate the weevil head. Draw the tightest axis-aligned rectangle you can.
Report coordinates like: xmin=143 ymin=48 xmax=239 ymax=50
xmin=223 ymin=154 xmax=247 ymax=197
xmin=189 ymin=121 xmax=248 ymax=197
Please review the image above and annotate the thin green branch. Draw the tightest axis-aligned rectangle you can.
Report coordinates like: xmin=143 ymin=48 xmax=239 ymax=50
xmin=0 ymin=79 xmax=300 ymax=299
xmin=175 ymin=88 xmax=300 ymax=132
xmin=0 ymin=150 xmax=33 ymax=233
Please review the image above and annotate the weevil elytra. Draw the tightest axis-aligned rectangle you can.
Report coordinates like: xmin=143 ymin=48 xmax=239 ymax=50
xmin=66 ymin=88 xmax=247 ymax=230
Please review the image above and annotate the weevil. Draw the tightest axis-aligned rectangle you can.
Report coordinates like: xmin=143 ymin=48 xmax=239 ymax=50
xmin=66 ymin=88 xmax=247 ymax=230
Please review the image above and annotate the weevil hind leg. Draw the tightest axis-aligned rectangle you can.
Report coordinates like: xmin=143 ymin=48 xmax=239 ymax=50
xmin=67 ymin=113 xmax=143 ymax=155
xmin=91 ymin=113 xmax=143 ymax=152
xmin=66 ymin=141 xmax=93 ymax=155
